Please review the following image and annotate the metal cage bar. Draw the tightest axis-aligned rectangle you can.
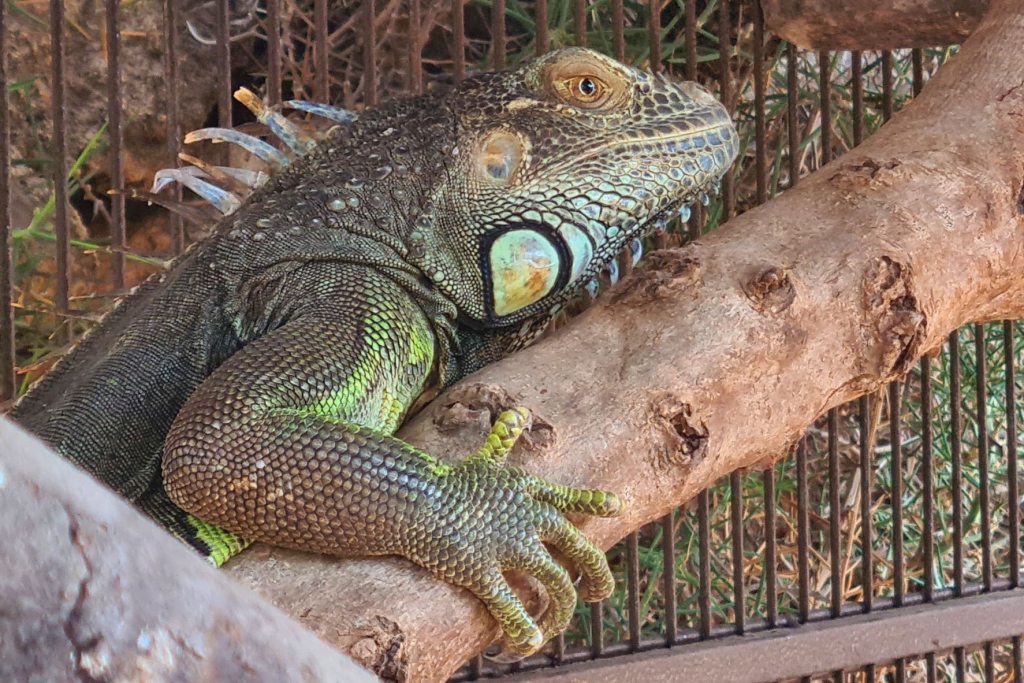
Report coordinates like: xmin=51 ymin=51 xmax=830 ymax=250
xmin=0 ymin=0 xmax=13 ymax=402
xmin=105 ymin=0 xmax=125 ymax=289
xmin=315 ymin=0 xmax=329 ymax=101
xmin=265 ymin=0 xmax=282 ymax=105
xmin=49 ymin=0 xmax=70 ymax=346
xmin=164 ymin=0 xmax=184 ymax=254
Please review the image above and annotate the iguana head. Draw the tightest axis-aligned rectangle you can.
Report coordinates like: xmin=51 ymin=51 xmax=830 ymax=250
xmin=420 ymin=47 xmax=738 ymax=326
xmin=155 ymin=47 xmax=736 ymax=337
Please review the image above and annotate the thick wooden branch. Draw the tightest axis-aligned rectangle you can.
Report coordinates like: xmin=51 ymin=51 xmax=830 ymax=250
xmin=762 ymin=0 xmax=989 ymax=50
xmin=0 ymin=419 xmax=378 ymax=682
xmin=224 ymin=1 xmax=1024 ymax=680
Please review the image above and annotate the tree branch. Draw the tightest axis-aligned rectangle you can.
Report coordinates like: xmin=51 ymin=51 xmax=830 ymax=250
xmin=0 ymin=419 xmax=378 ymax=683
xmin=225 ymin=1 xmax=1024 ymax=680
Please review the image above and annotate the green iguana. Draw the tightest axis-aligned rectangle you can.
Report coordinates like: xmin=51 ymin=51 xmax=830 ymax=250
xmin=10 ymin=47 xmax=737 ymax=660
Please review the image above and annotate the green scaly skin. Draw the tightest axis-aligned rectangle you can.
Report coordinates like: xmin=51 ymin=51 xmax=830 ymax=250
xmin=10 ymin=48 xmax=738 ymax=659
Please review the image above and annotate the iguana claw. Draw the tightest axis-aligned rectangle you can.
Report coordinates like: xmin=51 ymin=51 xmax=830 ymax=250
xmin=435 ymin=408 xmax=622 ymax=662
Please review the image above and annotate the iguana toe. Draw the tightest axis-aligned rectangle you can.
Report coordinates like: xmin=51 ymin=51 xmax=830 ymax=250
xmin=416 ymin=407 xmax=621 ymax=661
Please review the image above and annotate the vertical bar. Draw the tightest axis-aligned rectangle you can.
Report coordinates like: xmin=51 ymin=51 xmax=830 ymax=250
xmin=797 ymin=439 xmax=810 ymax=622
xmin=648 ymin=0 xmax=661 ymax=74
xmin=491 ymin=0 xmax=506 ymax=70
xmin=1007 ymin=320 xmax=1020 ymax=588
xmin=535 ymin=0 xmax=549 ymax=56
xmin=105 ymin=0 xmax=125 ymax=289
xmin=649 ymin=0 xmax=664 ymax=249
xmin=890 ymin=381 xmax=904 ymax=607
xmin=468 ymin=655 xmax=482 ymax=679
xmin=753 ymin=0 xmax=767 ymax=205
xmin=266 ymin=0 xmax=282 ymax=105
xmin=661 ymin=511 xmax=678 ymax=643
xmin=552 ymin=634 xmax=564 ymax=664
xmin=926 ymin=652 xmax=937 ymax=683
xmin=912 ymin=48 xmax=924 ymax=97
xmin=611 ymin=0 xmax=625 ymax=62
xmin=955 ymin=646 xmax=966 ymax=682
xmin=164 ymin=0 xmax=183 ymax=254
xmin=451 ymin=0 xmax=465 ymax=82
xmin=881 ymin=51 xmax=894 ymax=122
xmin=718 ymin=0 xmax=733 ymax=220
xmin=859 ymin=395 xmax=874 ymax=612
xmin=50 ymin=0 xmax=71 ymax=345
xmin=215 ymin=0 xmax=231 ymax=170
xmin=684 ymin=0 xmax=697 ymax=80
xmin=950 ymin=332 xmax=964 ymax=595
xmin=895 ymin=659 xmax=906 ymax=683
xmin=685 ymin=0 xmax=700 ymax=239
xmin=787 ymin=43 xmax=800 ymax=188
xmin=828 ymin=408 xmax=841 ymax=617
xmin=0 ymin=0 xmax=15 ymax=402
xmin=921 ymin=356 xmax=935 ymax=603
xmin=589 ymin=601 xmax=603 ymax=657
xmin=975 ymin=323 xmax=993 ymax=590
xmin=626 ymin=531 xmax=641 ymax=650
xmin=818 ymin=50 xmax=831 ymax=166
xmin=364 ymin=0 xmax=378 ymax=106
xmin=985 ymin=642 xmax=995 ymax=682
xmin=574 ymin=0 xmax=587 ymax=46
xmin=764 ymin=465 xmax=778 ymax=628
xmin=409 ymin=0 xmax=423 ymax=93
xmin=315 ymin=0 xmax=329 ymax=101
xmin=851 ymin=51 xmax=864 ymax=146
xmin=1014 ymin=636 xmax=1023 ymax=683
xmin=698 ymin=488 xmax=712 ymax=638
xmin=216 ymin=0 xmax=232 ymax=129
xmin=730 ymin=471 xmax=744 ymax=634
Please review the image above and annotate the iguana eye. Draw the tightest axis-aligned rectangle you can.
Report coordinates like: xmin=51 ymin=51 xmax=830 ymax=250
xmin=562 ymin=75 xmax=609 ymax=107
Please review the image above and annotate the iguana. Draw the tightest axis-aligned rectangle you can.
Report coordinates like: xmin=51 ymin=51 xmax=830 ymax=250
xmin=10 ymin=47 xmax=738 ymax=660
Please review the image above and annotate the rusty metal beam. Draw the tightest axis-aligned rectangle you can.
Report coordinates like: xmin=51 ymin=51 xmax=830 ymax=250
xmin=509 ymin=590 xmax=1024 ymax=682
xmin=762 ymin=0 xmax=988 ymax=50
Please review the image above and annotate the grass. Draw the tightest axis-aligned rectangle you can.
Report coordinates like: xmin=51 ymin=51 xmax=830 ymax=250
xmin=6 ymin=2 xmax=1019 ymax=679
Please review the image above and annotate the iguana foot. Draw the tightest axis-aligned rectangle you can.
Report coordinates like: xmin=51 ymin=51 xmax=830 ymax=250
xmin=423 ymin=408 xmax=622 ymax=662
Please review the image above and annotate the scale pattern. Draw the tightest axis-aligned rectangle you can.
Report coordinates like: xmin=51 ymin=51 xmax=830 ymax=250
xmin=11 ymin=48 xmax=738 ymax=659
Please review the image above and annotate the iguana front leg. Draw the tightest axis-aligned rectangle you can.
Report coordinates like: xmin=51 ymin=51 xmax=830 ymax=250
xmin=162 ymin=269 xmax=620 ymax=659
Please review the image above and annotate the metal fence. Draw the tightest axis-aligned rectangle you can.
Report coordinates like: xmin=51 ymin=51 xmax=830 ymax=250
xmin=0 ymin=1 xmax=1021 ymax=681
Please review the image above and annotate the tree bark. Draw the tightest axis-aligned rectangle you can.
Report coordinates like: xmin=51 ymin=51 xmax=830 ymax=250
xmin=761 ymin=0 xmax=988 ymax=50
xmin=224 ymin=0 xmax=1024 ymax=680
xmin=0 ymin=419 xmax=378 ymax=683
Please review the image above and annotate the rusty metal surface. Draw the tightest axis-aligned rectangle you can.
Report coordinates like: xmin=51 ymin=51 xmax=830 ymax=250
xmin=164 ymin=0 xmax=184 ymax=254
xmin=266 ymin=0 xmax=282 ymax=104
xmin=105 ymin=0 xmax=125 ymax=289
xmin=49 ymin=0 xmax=70 ymax=346
xmin=761 ymin=0 xmax=987 ymax=51
xmin=0 ymin=0 xmax=12 ymax=402
xmin=507 ymin=590 xmax=1024 ymax=683
xmin=315 ymin=0 xmax=328 ymax=101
